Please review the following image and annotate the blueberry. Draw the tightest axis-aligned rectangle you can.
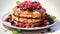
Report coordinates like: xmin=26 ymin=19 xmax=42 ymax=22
xmin=49 ymin=20 xmax=54 ymax=24
xmin=28 ymin=7 xmax=34 ymax=11
xmin=47 ymin=28 xmax=51 ymax=32
xmin=23 ymin=8 xmax=27 ymax=11
xmin=10 ymin=21 xmax=14 ymax=25
xmin=16 ymin=6 xmax=19 ymax=8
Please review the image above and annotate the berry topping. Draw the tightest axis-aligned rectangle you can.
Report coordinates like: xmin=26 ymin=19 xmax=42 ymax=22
xmin=19 ymin=23 xmax=24 ymax=28
xmin=28 ymin=7 xmax=34 ymax=11
xmin=23 ymin=8 xmax=27 ymax=11
xmin=19 ymin=1 xmax=42 ymax=11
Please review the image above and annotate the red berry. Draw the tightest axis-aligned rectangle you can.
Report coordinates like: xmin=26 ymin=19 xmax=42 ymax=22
xmin=20 ymin=5 xmax=23 ymax=8
xmin=33 ymin=3 xmax=37 ymax=8
xmin=26 ymin=23 xmax=32 ymax=28
xmin=44 ymin=20 xmax=48 ymax=23
xmin=19 ymin=23 xmax=24 ymax=28
xmin=37 ymin=2 xmax=41 ymax=6
xmin=11 ymin=23 xmax=16 ymax=26
xmin=28 ymin=3 xmax=33 ymax=7
xmin=8 ymin=15 xmax=12 ymax=20
xmin=9 ymin=16 xmax=12 ymax=20
xmin=44 ymin=20 xmax=48 ymax=25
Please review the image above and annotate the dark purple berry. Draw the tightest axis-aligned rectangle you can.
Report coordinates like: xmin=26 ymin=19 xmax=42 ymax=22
xmin=47 ymin=28 xmax=51 ymax=32
xmin=16 ymin=6 xmax=19 ymax=8
xmin=10 ymin=21 xmax=14 ymax=25
xmin=49 ymin=20 xmax=54 ymax=24
xmin=28 ymin=7 xmax=34 ymax=11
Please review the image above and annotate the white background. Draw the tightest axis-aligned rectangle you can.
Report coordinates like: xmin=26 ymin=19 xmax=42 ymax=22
xmin=0 ymin=0 xmax=60 ymax=34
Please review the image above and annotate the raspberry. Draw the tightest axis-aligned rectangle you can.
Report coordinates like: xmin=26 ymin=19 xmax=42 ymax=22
xmin=19 ymin=23 xmax=24 ymax=28
xmin=26 ymin=23 xmax=32 ymax=28
xmin=33 ymin=3 xmax=37 ymax=8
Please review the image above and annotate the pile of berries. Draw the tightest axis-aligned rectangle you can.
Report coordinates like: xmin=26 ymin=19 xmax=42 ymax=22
xmin=19 ymin=1 xmax=42 ymax=11
xmin=4 ymin=13 xmax=56 ymax=28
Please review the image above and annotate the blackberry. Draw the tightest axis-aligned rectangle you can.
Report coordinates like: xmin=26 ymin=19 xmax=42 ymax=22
xmin=47 ymin=28 xmax=51 ymax=32
xmin=10 ymin=21 xmax=14 ymax=25
xmin=28 ymin=7 xmax=34 ymax=11
xmin=16 ymin=6 xmax=19 ymax=8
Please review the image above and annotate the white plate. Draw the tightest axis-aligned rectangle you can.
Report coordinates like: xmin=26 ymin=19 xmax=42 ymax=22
xmin=1 ymin=12 xmax=57 ymax=30
xmin=0 ymin=0 xmax=60 ymax=34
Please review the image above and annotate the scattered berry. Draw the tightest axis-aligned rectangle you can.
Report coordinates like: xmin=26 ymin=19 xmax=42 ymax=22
xmin=10 ymin=21 xmax=16 ymax=26
xmin=19 ymin=23 xmax=24 ymax=28
xmin=26 ymin=23 xmax=32 ymax=28
xmin=44 ymin=20 xmax=48 ymax=23
xmin=49 ymin=20 xmax=54 ymax=24
xmin=47 ymin=28 xmax=51 ymax=32
xmin=44 ymin=20 xmax=48 ymax=25
xmin=16 ymin=6 xmax=19 ymax=8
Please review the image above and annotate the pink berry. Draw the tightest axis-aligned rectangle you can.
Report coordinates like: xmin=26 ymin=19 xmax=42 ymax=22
xmin=37 ymin=2 xmax=41 ymax=6
xmin=26 ymin=23 xmax=32 ymax=28
xmin=20 ymin=5 xmax=23 ymax=8
xmin=44 ymin=20 xmax=48 ymax=25
xmin=28 ymin=3 xmax=33 ymax=7
xmin=11 ymin=23 xmax=16 ymax=26
xmin=19 ymin=23 xmax=24 ymax=28
xmin=8 ymin=15 xmax=12 ymax=20
xmin=33 ymin=3 xmax=37 ymax=8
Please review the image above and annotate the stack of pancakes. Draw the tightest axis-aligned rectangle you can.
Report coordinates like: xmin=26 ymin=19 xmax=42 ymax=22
xmin=12 ymin=6 xmax=46 ymax=24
